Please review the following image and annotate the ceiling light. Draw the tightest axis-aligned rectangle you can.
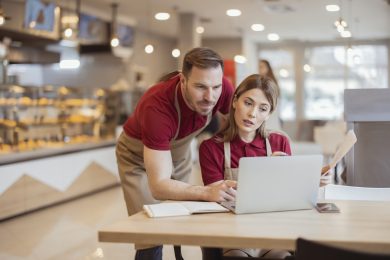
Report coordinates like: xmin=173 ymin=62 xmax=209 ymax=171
xmin=155 ymin=12 xmax=170 ymax=21
xmin=267 ymin=33 xmax=280 ymax=41
xmin=0 ymin=16 xmax=4 ymax=26
xmin=59 ymin=59 xmax=80 ymax=69
xmin=145 ymin=44 xmax=154 ymax=54
xmin=110 ymin=3 xmax=120 ymax=47
xmin=110 ymin=37 xmax=119 ymax=47
xmin=64 ymin=28 xmax=73 ymax=38
xmin=196 ymin=26 xmax=204 ymax=34
xmin=326 ymin=5 xmax=340 ymax=12
xmin=279 ymin=69 xmax=289 ymax=78
xmin=226 ymin=9 xmax=241 ymax=17
xmin=172 ymin=48 xmax=180 ymax=58
xmin=303 ymin=64 xmax=311 ymax=72
xmin=251 ymin=24 xmax=265 ymax=32
xmin=340 ymin=30 xmax=352 ymax=38
xmin=234 ymin=55 xmax=247 ymax=64
xmin=336 ymin=25 xmax=344 ymax=32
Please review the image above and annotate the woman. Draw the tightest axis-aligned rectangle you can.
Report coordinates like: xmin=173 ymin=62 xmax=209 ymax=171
xmin=259 ymin=59 xmax=279 ymax=94
xmin=258 ymin=59 xmax=283 ymax=131
xmin=199 ymin=74 xmax=291 ymax=258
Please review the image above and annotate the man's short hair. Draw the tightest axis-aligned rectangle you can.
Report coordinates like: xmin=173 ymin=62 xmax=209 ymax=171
xmin=182 ymin=47 xmax=224 ymax=78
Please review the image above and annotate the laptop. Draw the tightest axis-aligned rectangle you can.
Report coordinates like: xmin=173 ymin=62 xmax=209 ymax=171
xmin=220 ymin=155 xmax=323 ymax=214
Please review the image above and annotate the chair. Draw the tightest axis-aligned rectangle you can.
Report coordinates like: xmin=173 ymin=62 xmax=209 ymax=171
xmin=292 ymin=238 xmax=390 ymax=260
xmin=324 ymin=184 xmax=390 ymax=201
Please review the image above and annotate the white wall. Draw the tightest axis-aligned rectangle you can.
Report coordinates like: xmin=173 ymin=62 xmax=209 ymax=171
xmin=130 ymin=29 xmax=178 ymax=86
xmin=202 ymin=38 xmax=241 ymax=60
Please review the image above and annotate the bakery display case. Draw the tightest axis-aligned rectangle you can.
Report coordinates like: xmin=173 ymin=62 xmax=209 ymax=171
xmin=0 ymin=83 xmax=121 ymax=220
xmin=0 ymin=84 xmax=120 ymax=158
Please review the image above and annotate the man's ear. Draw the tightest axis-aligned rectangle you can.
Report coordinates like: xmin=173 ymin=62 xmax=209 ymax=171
xmin=180 ymin=73 xmax=186 ymax=87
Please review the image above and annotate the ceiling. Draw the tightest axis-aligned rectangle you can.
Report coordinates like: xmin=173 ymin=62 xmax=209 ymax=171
xmin=79 ymin=0 xmax=390 ymax=42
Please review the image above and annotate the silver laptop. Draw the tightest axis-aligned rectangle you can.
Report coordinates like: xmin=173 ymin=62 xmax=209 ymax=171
xmin=221 ymin=155 xmax=323 ymax=214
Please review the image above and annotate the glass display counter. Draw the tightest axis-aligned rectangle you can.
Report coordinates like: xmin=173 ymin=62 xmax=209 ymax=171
xmin=0 ymin=84 xmax=120 ymax=157
xmin=0 ymin=84 xmax=121 ymax=220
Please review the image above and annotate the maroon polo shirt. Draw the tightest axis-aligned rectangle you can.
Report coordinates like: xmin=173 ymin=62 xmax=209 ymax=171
xmin=123 ymin=74 xmax=234 ymax=150
xmin=199 ymin=133 xmax=292 ymax=185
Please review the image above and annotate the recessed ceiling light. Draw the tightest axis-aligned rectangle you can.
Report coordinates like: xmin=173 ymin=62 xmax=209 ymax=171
xmin=251 ymin=24 xmax=265 ymax=32
xmin=267 ymin=33 xmax=280 ymax=41
xmin=340 ymin=30 xmax=352 ymax=38
xmin=326 ymin=5 xmax=340 ymax=12
xmin=172 ymin=48 xmax=180 ymax=58
xmin=155 ymin=12 xmax=170 ymax=21
xmin=234 ymin=55 xmax=247 ymax=64
xmin=145 ymin=44 xmax=154 ymax=54
xmin=226 ymin=9 xmax=241 ymax=17
xmin=196 ymin=26 xmax=205 ymax=34
xmin=303 ymin=64 xmax=311 ymax=72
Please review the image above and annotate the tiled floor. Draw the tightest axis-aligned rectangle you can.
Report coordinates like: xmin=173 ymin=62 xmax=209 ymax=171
xmin=0 ymin=164 xmax=204 ymax=260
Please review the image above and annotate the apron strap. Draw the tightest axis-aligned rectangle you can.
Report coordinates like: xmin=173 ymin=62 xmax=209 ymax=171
xmin=266 ymin=137 xmax=272 ymax=156
xmin=223 ymin=142 xmax=231 ymax=169
xmin=173 ymin=82 xmax=181 ymax=140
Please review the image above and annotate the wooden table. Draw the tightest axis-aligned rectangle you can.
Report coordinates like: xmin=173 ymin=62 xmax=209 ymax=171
xmin=98 ymin=200 xmax=390 ymax=254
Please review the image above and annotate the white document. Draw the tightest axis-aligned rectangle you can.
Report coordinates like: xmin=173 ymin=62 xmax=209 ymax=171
xmin=143 ymin=201 xmax=229 ymax=218
xmin=328 ymin=129 xmax=357 ymax=169
xmin=324 ymin=184 xmax=390 ymax=201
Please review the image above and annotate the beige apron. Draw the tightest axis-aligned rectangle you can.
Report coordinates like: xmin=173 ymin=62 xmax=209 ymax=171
xmin=222 ymin=136 xmax=272 ymax=258
xmin=116 ymin=82 xmax=212 ymax=216
xmin=223 ymin=137 xmax=272 ymax=181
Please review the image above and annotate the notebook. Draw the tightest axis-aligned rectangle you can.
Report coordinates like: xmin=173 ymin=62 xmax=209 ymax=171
xmin=220 ymin=155 xmax=323 ymax=214
xmin=143 ymin=201 xmax=229 ymax=218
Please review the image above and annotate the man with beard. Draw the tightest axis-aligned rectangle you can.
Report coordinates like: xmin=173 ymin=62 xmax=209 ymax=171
xmin=116 ymin=47 xmax=235 ymax=260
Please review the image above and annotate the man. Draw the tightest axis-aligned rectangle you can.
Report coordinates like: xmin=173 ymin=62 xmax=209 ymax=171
xmin=116 ymin=47 xmax=236 ymax=259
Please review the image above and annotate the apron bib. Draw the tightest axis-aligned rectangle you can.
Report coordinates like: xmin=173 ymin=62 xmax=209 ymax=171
xmin=116 ymin=82 xmax=211 ymax=215
xmin=223 ymin=137 xmax=272 ymax=181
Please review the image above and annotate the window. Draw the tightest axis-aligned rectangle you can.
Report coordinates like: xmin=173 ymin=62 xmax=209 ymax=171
xmin=304 ymin=45 xmax=388 ymax=120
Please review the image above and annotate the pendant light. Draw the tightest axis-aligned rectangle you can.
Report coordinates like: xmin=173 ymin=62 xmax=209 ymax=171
xmin=0 ymin=0 xmax=11 ymax=26
xmin=110 ymin=3 xmax=119 ymax=48
xmin=61 ymin=0 xmax=80 ymax=40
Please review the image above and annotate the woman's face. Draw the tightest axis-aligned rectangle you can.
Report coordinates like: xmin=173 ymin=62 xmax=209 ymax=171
xmin=233 ymin=88 xmax=271 ymax=140
xmin=259 ymin=61 xmax=268 ymax=76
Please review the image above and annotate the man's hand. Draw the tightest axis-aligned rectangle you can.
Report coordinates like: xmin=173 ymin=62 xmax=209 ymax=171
xmin=205 ymin=180 xmax=237 ymax=202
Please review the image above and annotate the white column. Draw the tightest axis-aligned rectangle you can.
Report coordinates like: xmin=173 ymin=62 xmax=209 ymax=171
xmin=178 ymin=12 xmax=201 ymax=68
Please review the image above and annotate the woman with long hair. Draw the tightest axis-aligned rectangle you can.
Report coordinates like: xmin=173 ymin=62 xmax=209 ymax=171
xmin=199 ymin=74 xmax=291 ymax=258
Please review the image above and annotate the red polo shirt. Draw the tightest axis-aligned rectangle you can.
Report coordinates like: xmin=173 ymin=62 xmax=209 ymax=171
xmin=199 ymin=133 xmax=291 ymax=185
xmin=123 ymin=74 xmax=234 ymax=150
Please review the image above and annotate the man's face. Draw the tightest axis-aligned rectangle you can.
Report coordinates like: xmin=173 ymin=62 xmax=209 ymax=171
xmin=180 ymin=66 xmax=223 ymax=116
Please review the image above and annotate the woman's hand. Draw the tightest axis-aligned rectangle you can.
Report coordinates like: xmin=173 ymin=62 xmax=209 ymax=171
xmin=271 ymin=151 xmax=288 ymax=156
xmin=321 ymin=165 xmax=330 ymax=175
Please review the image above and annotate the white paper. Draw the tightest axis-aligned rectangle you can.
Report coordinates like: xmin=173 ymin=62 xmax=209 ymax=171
xmin=143 ymin=201 xmax=228 ymax=218
xmin=143 ymin=203 xmax=190 ymax=218
xmin=328 ymin=130 xmax=357 ymax=169
xmin=324 ymin=184 xmax=390 ymax=201
xmin=181 ymin=201 xmax=229 ymax=214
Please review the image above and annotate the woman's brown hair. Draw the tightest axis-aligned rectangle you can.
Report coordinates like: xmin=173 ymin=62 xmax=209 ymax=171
xmin=220 ymin=74 xmax=279 ymax=142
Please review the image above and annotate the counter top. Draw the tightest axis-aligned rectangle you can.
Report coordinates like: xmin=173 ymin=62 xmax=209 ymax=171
xmin=0 ymin=139 xmax=116 ymax=165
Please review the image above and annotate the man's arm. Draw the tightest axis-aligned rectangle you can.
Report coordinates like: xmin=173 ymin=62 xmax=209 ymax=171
xmin=144 ymin=146 xmax=236 ymax=202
